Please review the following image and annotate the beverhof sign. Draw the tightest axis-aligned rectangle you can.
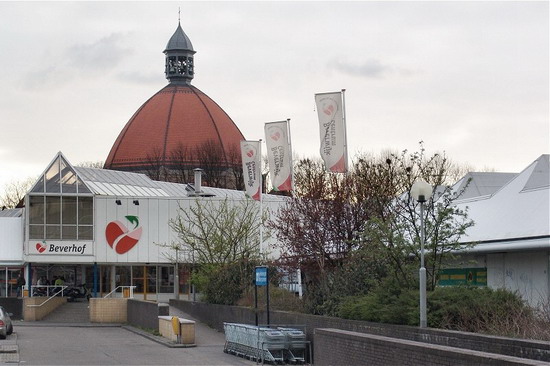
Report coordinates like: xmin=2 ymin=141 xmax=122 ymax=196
xmin=33 ymin=240 xmax=93 ymax=256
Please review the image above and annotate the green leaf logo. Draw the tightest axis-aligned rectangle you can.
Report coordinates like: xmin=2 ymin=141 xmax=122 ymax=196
xmin=125 ymin=215 xmax=139 ymax=229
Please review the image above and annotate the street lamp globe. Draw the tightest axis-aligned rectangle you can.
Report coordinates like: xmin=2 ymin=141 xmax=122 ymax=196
xmin=410 ymin=179 xmax=433 ymax=203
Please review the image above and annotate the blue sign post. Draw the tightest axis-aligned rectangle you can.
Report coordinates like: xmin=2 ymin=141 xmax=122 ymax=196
xmin=254 ymin=266 xmax=270 ymax=326
xmin=255 ymin=266 xmax=268 ymax=286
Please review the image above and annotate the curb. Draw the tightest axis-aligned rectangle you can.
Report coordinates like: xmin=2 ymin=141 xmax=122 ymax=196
xmin=122 ymin=325 xmax=196 ymax=348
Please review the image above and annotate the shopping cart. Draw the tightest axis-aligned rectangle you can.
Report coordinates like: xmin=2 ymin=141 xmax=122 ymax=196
xmin=277 ymin=327 xmax=307 ymax=364
xmin=223 ymin=323 xmax=286 ymax=364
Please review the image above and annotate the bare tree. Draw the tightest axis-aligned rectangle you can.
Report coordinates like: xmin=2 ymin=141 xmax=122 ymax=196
xmin=144 ymin=147 xmax=167 ymax=181
xmin=167 ymin=198 xmax=267 ymax=265
xmin=0 ymin=177 xmax=35 ymax=209
xmin=169 ymin=142 xmax=195 ymax=184
xmin=195 ymin=140 xmax=228 ymax=188
xmin=76 ymin=161 xmax=104 ymax=169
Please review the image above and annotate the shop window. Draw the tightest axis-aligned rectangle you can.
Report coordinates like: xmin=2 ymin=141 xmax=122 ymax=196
xmin=132 ymin=266 xmax=144 ymax=293
xmin=159 ymin=266 xmax=174 ymax=293
xmin=147 ymin=266 xmax=157 ymax=293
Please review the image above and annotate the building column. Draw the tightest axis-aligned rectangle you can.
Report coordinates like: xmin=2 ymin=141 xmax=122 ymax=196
xmin=110 ymin=265 xmax=116 ymax=294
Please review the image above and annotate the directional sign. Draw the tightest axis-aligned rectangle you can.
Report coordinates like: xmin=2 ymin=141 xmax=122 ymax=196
xmin=255 ymin=266 xmax=268 ymax=286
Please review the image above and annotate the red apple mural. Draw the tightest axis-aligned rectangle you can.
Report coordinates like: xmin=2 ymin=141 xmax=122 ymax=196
xmin=105 ymin=215 xmax=142 ymax=254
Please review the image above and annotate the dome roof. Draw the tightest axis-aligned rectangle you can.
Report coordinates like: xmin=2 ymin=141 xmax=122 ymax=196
xmin=104 ymin=83 xmax=245 ymax=171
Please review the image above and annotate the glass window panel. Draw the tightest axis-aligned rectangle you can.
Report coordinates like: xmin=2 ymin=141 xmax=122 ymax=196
xmin=31 ymin=175 xmax=45 ymax=193
xmin=116 ymin=266 xmax=131 ymax=287
xmin=133 ymin=278 xmax=144 ymax=293
xmin=45 ymin=196 xmax=61 ymax=224
xmin=147 ymin=266 xmax=157 ymax=293
xmin=133 ymin=266 xmax=144 ymax=278
xmin=45 ymin=157 xmax=61 ymax=193
xmin=62 ymin=197 xmax=77 ymax=224
xmin=60 ymin=160 xmax=77 ymax=193
xmin=77 ymin=178 xmax=91 ymax=194
xmin=78 ymin=197 xmax=93 ymax=225
xmin=78 ymin=226 xmax=93 ymax=240
xmin=29 ymin=196 xmax=45 ymax=224
xmin=29 ymin=225 xmax=44 ymax=239
xmin=62 ymin=226 xmax=77 ymax=240
xmin=46 ymin=226 xmax=61 ymax=239
xmin=159 ymin=266 xmax=174 ymax=293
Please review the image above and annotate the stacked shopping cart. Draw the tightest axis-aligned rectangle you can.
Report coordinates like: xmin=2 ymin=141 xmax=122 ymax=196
xmin=223 ymin=323 xmax=308 ymax=364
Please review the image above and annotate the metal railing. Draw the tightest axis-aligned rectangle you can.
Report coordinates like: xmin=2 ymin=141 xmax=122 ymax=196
xmin=30 ymin=285 xmax=66 ymax=297
xmin=103 ymin=286 xmax=136 ymax=299
xmin=26 ymin=286 xmax=68 ymax=308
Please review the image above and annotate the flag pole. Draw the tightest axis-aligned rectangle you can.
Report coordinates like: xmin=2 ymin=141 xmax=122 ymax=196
xmin=341 ymin=88 xmax=348 ymax=172
xmin=286 ymin=118 xmax=295 ymax=196
xmin=259 ymin=139 xmax=264 ymax=256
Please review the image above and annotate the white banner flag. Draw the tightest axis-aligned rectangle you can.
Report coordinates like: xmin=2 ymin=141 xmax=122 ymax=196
xmin=315 ymin=91 xmax=348 ymax=173
xmin=240 ymin=140 xmax=261 ymax=201
xmin=265 ymin=121 xmax=292 ymax=191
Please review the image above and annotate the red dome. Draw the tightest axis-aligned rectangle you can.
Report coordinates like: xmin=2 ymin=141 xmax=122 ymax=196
xmin=104 ymin=84 xmax=245 ymax=171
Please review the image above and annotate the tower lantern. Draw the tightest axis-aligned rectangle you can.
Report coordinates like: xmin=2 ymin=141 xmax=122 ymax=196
xmin=164 ymin=22 xmax=196 ymax=84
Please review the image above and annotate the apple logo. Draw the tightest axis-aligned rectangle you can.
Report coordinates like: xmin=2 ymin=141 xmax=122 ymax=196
xmin=323 ymin=101 xmax=336 ymax=116
xmin=36 ymin=242 xmax=46 ymax=253
xmin=105 ymin=215 xmax=142 ymax=254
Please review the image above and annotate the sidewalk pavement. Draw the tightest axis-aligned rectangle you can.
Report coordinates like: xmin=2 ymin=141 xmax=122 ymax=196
xmin=0 ymin=306 xmax=255 ymax=365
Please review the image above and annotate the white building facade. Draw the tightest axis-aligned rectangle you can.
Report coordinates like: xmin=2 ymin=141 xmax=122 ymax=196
xmin=5 ymin=152 xmax=283 ymax=301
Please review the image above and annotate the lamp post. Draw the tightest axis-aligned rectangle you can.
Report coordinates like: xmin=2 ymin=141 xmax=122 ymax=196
xmin=410 ymin=179 xmax=433 ymax=328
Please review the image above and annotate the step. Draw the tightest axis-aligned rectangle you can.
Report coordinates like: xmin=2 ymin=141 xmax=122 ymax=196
xmin=41 ymin=301 xmax=91 ymax=323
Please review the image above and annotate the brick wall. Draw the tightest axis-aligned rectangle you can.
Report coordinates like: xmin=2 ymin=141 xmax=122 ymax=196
xmin=22 ymin=296 xmax=66 ymax=321
xmin=89 ymin=298 xmax=127 ymax=323
xmin=170 ymin=300 xmax=550 ymax=363
xmin=127 ymin=299 xmax=169 ymax=331
xmin=314 ymin=328 xmax=544 ymax=366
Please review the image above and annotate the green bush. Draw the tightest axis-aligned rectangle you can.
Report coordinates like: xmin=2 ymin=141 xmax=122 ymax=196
xmin=302 ymin=251 xmax=389 ymax=316
xmin=196 ymin=260 xmax=259 ymax=305
xmin=338 ymin=277 xmax=419 ymax=326
xmin=338 ymin=284 xmax=534 ymax=336
xmin=428 ymin=286 xmax=532 ymax=335
xmin=238 ymin=286 xmax=305 ymax=313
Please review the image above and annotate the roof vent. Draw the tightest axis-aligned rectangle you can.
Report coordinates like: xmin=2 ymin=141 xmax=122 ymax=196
xmin=186 ymin=168 xmax=215 ymax=197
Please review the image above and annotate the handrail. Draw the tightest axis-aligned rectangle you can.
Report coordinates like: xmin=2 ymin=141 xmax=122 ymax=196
xmin=103 ymin=285 xmax=136 ymax=299
xmin=26 ymin=286 xmax=68 ymax=308
xmin=31 ymin=285 xmax=64 ymax=297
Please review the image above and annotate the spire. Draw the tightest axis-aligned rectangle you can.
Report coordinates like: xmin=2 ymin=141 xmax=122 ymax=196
xmin=164 ymin=20 xmax=196 ymax=84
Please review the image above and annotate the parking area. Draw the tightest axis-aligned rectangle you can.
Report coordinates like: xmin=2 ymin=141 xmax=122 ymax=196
xmin=1 ymin=323 xmax=256 ymax=365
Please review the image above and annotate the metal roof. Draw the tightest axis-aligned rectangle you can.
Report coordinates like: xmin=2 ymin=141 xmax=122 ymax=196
xmin=457 ymin=154 xmax=550 ymax=246
xmin=452 ymin=172 xmax=517 ymax=201
xmin=73 ymin=165 xmax=286 ymax=203
xmin=0 ymin=208 xmax=23 ymax=217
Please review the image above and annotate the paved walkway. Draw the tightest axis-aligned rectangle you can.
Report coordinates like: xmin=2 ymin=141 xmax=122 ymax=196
xmin=0 ymin=306 xmax=255 ymax=365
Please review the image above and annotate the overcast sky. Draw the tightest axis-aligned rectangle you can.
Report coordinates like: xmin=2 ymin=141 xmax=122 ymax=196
xmin=0 ymin=1 xmax=548 ymax=193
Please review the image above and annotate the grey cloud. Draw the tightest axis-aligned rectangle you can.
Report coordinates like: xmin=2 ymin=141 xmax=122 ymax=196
xmin=66 ymin=33 xmax=131 ymax=71
xmin=22 ymin=33 xmax=132 ymax=90
xmin=331 ymin=59 xmax=414 ymax=79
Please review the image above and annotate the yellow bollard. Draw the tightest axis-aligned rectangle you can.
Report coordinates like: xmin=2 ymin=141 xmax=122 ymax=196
xmin=171 ymin=316 xmax=181 ymax=343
